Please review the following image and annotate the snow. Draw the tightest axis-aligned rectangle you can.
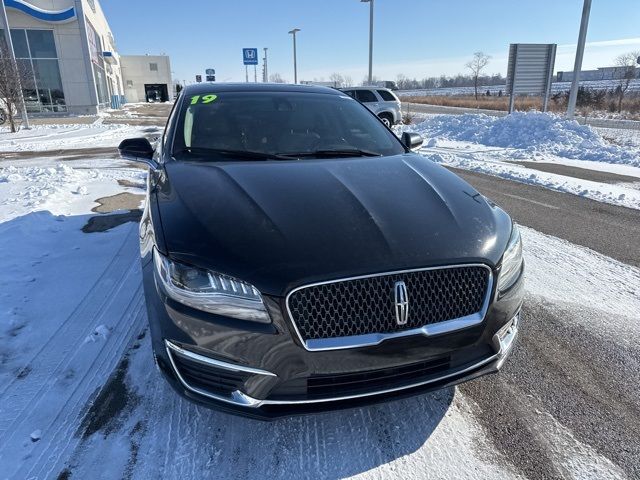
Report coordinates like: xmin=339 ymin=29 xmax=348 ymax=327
xmin=421 ymin=149 xmax=640 ymax=210
xmin=405 ymin=112 xmax=640 ymax=166
xmin=0 ymin=122 xmax=162 ymax=152
xmin=520 ymin=226 xmax=640 ymax=346
xmin=396 ymin=112 xmax=640 ymax=210
xmin=0 ymin=162 xmax=146 ymax=222
xmin=1 ymin=115 xmax=638 ymax=479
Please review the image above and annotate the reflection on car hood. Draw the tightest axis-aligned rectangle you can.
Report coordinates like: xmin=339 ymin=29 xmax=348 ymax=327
xmin=156 ymin=154 xmax=512 ymax=296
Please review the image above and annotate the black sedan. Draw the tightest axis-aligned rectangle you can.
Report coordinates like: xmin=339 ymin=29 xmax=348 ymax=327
xmin=119 ymin=83 xmax=524 ymax=419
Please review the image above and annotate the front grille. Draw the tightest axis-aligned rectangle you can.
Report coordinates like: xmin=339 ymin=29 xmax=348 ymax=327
xmin=287 ymin=266 xmax=490 ymax=341
xmin=307 ymin=356 xmax=451 ymax=399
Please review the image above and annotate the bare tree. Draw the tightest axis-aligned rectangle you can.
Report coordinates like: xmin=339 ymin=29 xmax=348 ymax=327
xmin=329 ymin=73 xmax=345 ymax=88
xmin=0 ymin=41 xmax=32 ymax=132
xmin=613 ymin=51 xmax=639 ymax=113
xmin=269 ymin=73 xmax=286 ymax=83
xmin=465 ymin=51 xmax=491 ymax=100
xmin=343 ymin=75 xmax=353 ymax=88
xmin=361 ymin=75 xmax=378 ymax=86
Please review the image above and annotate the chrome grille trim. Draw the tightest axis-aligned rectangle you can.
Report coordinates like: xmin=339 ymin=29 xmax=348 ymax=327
xmin=285 ymin=264 xmax=494 ymax=352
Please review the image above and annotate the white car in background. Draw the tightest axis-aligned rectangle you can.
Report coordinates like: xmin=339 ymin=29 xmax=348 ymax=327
xmin=341 ymin=87 xmax=402 ymax=126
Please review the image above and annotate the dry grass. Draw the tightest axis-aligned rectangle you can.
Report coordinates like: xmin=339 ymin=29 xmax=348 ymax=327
xmin=402 ymin=95 xmax=560 ymax=112
xmin=401 ymin=94 xmax=640 ymax=119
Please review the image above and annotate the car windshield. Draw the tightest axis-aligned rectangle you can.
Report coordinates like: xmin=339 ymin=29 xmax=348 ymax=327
xmin=172 ymin=91 xmax=406 ymax=160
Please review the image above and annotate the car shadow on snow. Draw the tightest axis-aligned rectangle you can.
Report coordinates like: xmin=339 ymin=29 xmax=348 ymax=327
xmin=0 ymin=211 xmax=455 ymax=479
xmin=117 ymin=334 xmax=457 ymax=480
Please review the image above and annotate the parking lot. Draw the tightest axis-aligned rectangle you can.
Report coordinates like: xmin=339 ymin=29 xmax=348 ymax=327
xmin=1 ymin=103 xmax=639 ymax=479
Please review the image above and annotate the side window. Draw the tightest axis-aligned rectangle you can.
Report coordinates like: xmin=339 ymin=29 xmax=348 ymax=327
xmin=356 ymin=90 xmax=377 ymax=103
xmin=342 ymin=90 xmax=355 ymax=99
xmin=377 ymin=90 xmax=396 ymax=101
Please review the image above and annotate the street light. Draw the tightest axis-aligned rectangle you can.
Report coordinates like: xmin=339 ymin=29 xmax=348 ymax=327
xmin=567 ymin=0 xmax=592 ymax=117
xmin=288 ymin=28 xmax=300 ymax=84
xmin=263 ymin=47 xmax=269 ymax=82
xmin=361 ymin=0 xmax=374 ymax=85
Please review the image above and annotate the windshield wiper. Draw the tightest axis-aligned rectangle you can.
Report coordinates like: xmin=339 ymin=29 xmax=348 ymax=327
xmin=277 ymin=149 xmax=382 ymax=158
xmin=176 ymin=147 xmax=291 ymax=161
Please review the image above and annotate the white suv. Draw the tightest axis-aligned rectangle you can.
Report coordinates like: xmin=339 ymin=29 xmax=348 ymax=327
xmin=341 ymin=87 xmax=402 ymax=126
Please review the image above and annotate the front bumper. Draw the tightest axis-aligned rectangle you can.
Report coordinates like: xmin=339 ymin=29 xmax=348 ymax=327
xmin=143 ymin=256 xmax=524 ymax=419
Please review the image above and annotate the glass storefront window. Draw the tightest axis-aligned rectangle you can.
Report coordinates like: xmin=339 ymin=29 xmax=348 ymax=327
xmin=33 ymin=59 xmax=66 ymax=111
xmin=1 ymin=29 xmax=66 ymax=113
xmin=26 ymin=30 xmax=57 ymax=58
xmin=92 ymin=65 xmax=109 ymax=105
xmin=10 ymin=29 xmax=29 ymax=58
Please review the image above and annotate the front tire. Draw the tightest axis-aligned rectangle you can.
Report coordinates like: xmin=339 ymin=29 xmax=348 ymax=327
xmin=378 ymin=113 xmax=393 ymax=127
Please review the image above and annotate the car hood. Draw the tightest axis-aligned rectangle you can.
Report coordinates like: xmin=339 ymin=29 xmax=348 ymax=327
xmin=156 ymin=154 xmax=512 ymax=296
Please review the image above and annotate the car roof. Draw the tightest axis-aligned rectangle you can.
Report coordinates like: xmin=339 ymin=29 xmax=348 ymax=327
xmin=341 ymin=86 xmax=392 ymax=91
xmin=182 ymin=83 xmax=344 ymax=96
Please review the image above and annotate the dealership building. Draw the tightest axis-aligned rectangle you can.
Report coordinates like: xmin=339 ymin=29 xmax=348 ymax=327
xmin=1 ymin=0 xmax=172 ymax=114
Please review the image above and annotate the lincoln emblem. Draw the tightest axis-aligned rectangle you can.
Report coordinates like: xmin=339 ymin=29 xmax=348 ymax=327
xmin=394 ymin=281 xmax=409 ymax=325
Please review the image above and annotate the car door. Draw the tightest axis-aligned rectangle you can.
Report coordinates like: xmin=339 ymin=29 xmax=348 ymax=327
xmin=354 ymin=89 xmax=380 ymax=114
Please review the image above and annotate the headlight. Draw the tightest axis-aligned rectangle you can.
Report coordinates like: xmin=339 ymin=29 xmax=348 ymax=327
xmin=497 ymin=224 xmax=523 ymax=292
xmin=153 ymin=249 xmax=270 ymax=323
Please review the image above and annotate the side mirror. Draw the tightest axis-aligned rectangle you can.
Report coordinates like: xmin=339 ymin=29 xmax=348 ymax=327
xmin=118 ymin=137 xmax=157 ymax=168
xmin=401 ymin=132 xmax=424 ymax=150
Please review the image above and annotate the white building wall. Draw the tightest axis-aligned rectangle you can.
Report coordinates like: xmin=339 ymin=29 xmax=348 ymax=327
xmin=4 ymin=0 xmax=122 ymax=114
xmin=120 ymin=55 xmax=172 ymax=103
xmin=80 ymin=0 xmax=123 ymax=97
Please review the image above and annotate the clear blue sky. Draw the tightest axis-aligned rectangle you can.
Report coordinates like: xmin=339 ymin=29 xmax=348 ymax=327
xmin=102 ymin=0 xmax=640 ymax=84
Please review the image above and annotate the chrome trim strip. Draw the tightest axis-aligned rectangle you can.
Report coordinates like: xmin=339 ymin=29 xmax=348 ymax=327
xmin=165 ymin=340 xmax=277 ymax=377
xmin=258 ymin=352 xmax=498 ymax=405
xmin=285 ymin=264 xmax=494 ymax=352
xmin=493 ymin=311 xmax=520 ymax=369
xmin=166 ymin=338 xmax=499 ymax=407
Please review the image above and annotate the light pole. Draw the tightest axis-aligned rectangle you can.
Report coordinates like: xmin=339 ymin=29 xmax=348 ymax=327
xmin=263 ymin=47 xmax=269 ymax=82
xmin=361 ymin=0 xmax=374 ymax=85
xmin=288 ymin=28 xmax=300 ymax=84
xmin=567 ymin=0 xmax=592 ymax=118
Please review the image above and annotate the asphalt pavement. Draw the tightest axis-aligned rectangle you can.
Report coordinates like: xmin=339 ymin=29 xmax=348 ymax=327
xmin=450 ymin=167 xmax=640 ymax=268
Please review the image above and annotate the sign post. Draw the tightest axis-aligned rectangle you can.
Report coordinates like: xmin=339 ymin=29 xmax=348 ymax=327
xmin=205 ymin=68 xmax=215 ymax=82
xmin=243 ymin=48 xmax=258 ymax=83
xmin=506 ymin=43 xmax=557 ymax=113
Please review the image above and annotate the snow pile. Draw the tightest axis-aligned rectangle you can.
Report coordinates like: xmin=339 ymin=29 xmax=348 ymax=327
xmin=0 ymin=164 xmax=100 ymax=209
xmin=406 ymin=112 xmax=640 ymax=166
xmin=0 ymin=162 xmax=145 ymax=221
xmin=0 ymin=123 xmax=162 ymax=152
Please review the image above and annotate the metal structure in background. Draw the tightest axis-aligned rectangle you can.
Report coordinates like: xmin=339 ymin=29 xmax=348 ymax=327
xmin=506 ymin=43 xmax=557 ymax=113
xmin=243 ymin=48 xmax=258 ymax=83
xmin=567 ymin=0 xmax=592 ymax=118
xmin=263 ymin=47 xmax=268 ymax=82
xmin=0 ymin=0 xmax=29 ymax=128
xmin=361 ymin=0 xmax=374 ymax=85
xmin=288 ymin=29 xmax=300 ymax=84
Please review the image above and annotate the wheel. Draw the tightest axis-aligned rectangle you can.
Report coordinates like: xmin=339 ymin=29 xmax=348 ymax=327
xmin=378 ymin=113 xmax=393 ymax=127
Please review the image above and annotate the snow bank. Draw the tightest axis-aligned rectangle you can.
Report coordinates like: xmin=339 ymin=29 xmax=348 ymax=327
xmin=0 ymin=123 xmax=162 ymax=152
xmin=0 ymin=162 xmax=145 ymax=222
xmin=406 ymin=112 xmax=640 ymax=166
